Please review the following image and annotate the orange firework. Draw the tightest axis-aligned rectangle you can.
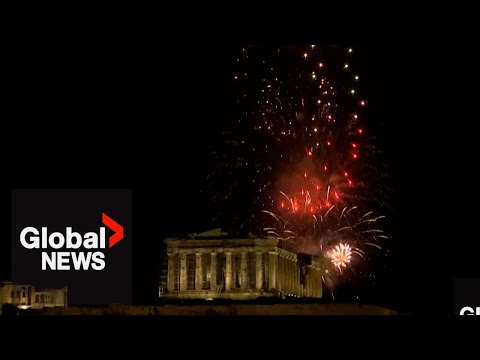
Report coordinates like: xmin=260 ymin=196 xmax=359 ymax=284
xmin=328 ymin=243 xmax=353 ymax=270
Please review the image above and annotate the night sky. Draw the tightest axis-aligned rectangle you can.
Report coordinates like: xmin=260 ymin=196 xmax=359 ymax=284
xmin=1 ymin=41 xmax=450 ymax=314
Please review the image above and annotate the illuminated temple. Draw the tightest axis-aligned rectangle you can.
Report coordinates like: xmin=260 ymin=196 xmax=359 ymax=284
xmin=159 ymin=229 xmax=323 ymax=300
xmin=0 ymin=281 xmax=67 ymax=312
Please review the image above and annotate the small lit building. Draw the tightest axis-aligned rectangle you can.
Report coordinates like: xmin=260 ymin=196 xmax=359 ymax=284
xmin=0 ymin=281 xmax=68 ymax=312
xmin=159 ymin=229 xmax=324 ymax=301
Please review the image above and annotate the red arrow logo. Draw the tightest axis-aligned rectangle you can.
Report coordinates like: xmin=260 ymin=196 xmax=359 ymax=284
xmin=102 ymin=213 xmax=124 ymax=248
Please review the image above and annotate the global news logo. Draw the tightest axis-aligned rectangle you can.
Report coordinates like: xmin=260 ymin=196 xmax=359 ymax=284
xmin=459 ymin=307 xmax=480 ymax=315
xmin=19 ymin=213 xmax=123 ymax=271
xmin=12 ymin=189 xmax=132 ymax=305
xmin=455 ymin=278 xmax=480 ymax=316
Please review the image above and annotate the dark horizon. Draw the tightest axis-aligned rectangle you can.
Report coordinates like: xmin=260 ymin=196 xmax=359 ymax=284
xmin=1 ymin=44 xmax=438 ymax=314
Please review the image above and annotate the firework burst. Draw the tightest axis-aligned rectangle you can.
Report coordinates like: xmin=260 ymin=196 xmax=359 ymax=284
xmin=328 ymin=243 xmax=353 ymax=270
xmin=262 ymin=203 xmax=386 ymax=282
xmin=208 ymin=45 xmax=390 ymax=287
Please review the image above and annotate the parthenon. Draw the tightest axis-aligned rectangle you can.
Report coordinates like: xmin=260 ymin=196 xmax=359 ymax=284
xmin=159 ymin=229 xmax=323 ymax=300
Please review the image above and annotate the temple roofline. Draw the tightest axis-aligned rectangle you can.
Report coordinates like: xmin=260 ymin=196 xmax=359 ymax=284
xmin=164 ymin=237 xmax=279 ymax=249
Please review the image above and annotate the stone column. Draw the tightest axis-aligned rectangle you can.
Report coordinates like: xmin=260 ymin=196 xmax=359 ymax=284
xmin=301 ymin=267 xmax=306 ymax=297
xmin=292 ymin=258 xmax=296 ymax=294
xmin=180 ymin=252 xmax=187 ymax=291
xmin=290 ymin=257 xmax=294 ymax=294
xmin=256 ymin=252 xmax=263 ymax=290
xmin=280 ymin=255 xmax=284 ymax=293
xmin=225 ymin=252 xmax=232 ymax=291
xmin=210 ymin=252 xmax=217 ymax=291
xmin=303 ymin=266 xmax=310 ymax=297
xmin=287 ymin=255 xmax=293 ymax=294
xmin=308 ymin=266 xmax=315 ymax=297
xmin=304 ymin=267 xmax=309 ymax=297
xmin=240 ymin=252 xmax=247 ymax=289
xmin=317 ymin=269 xmax=323 ymax=298
xmin=316 ymin=268 xmax=322 ymax=298
xmin=167 ymin=253 xmax=175 ymax=292
xmin=285 ymin=255 xmax=293 ymax=294
xmin=268 ymin=251 xmax=276 ymax=290
xmin=278 ymin=255 xmax=283 ymax=292
xmin=195 ymin=253 xmax=202 ymax=290
xmin=311 ymin=267 xmax=315 ymax=297
xmin=295 ymin=259 xmax=299 ymax=295
xmin=287 ymin=257 xmax=291 ymax=294
xmin=292 ymin=257 xmax=296 ymax=295
xmin=276 ymin=255 xmax=281 ymax=291
xmin=307 ymin=267 xmax=311 ymax=297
